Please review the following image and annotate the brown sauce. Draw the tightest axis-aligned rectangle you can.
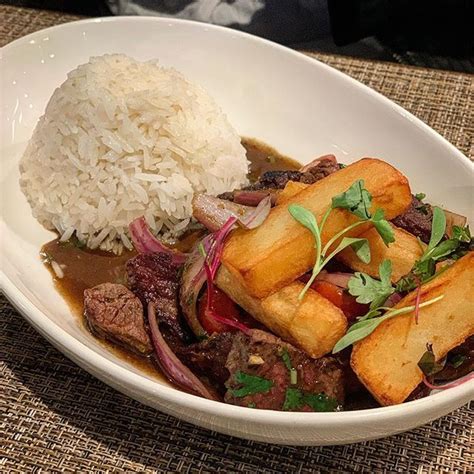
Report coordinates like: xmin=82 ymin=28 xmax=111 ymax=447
xmin=41 ymin=138 xmax=299 ymax=380
xmin=242 ymin=137 xmax=300 ymax=182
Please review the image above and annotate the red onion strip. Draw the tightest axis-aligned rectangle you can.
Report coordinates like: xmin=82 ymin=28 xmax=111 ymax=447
xmin=423 ymin=373 xmax=474 ymax=390
xmin=129 ymin=217 xmax=187 ymax=265
xmin=207 ymin=310 xmax=252 ymax=335
xmin=239 ymin=195 xmax=271 ymax=230
xmin=148 ymin=303 xmax=217 ymax=400
xmin=233 ymin=190 xmax=276 ymax=207
xmin=316 ymin=271 xmax=353 ymax=288
xmin=300 ymin=154 xmax=337 ymax=172
xmin=181 ymin=199 xmax=270 ymax=337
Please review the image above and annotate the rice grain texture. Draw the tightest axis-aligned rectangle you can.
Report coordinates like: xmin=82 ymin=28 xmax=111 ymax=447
xmin=20 ymin=54 xmax=248 ymax=252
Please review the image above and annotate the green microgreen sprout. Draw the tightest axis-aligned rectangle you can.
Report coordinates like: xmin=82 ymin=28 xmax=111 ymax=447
xmin=288 ymin=180 xmax=394 ymax=300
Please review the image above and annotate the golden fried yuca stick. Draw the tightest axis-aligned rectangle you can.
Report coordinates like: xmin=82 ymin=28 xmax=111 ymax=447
xmin=337 ymin=225 xmax=423 ymax=283
xmin=216 ymin=265 xmax=347 ymax=358
xmin=277 ymin=182 xmax=422 ymax=282
xmin=351 ymin=252 xmax=474 ymax=406
xmin=222 ymin=158 xmax=412 ymax=298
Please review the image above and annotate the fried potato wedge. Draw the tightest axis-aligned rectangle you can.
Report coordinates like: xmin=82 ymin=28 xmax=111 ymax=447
xmin=337 ymin=225 xmax=423 ymax=283
xmin=222 ymin=158 xmax=412 ymax=298
xmin=216 ymin=265 xmax=347 ymax=358
xmin=351 ymin=252 xmax=474 ymax=406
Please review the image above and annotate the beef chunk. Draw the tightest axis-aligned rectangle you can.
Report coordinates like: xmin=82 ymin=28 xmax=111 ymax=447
xmin=126 ymin=252 xmax=187 ymax=345
xmin=224 ymin=330 xmax=344 ymax=411
xmin=256 ymin=170 xmax=306 ymax=189
xmin=392 ymin=195 xmax=433 ymax=243
xmin=176 ymin=332 xmax=235 ymax=394
xmin=304 ymin=158 xmax=340 ymax=181
xmin=218 ymin=158 xmax=339 ymax=201
xmin=84 ymin=283 xmax=152 ymax=355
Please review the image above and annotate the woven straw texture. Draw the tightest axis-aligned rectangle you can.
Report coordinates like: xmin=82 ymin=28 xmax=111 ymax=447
xmin=1 ymin=5 xmax=473 ymax=473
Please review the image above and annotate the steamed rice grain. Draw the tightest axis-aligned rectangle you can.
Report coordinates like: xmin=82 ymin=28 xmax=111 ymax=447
xmin=20 ymin=54 xmax=249 ymax=253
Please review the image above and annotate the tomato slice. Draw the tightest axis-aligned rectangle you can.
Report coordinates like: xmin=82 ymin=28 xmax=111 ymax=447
xmin=310 ymin=280 xmax=368 ymax=321
xmin=198 ymin=287 xmax=243 ymax=334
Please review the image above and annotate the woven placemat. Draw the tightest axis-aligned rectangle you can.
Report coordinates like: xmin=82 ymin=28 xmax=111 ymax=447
xmin=1 ymin=5 xmax=473 ymax=473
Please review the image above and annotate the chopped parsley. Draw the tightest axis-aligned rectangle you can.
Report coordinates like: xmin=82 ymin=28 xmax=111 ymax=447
xmin=452 ymin=225 xmax=471 ymax=244
xmin=415 ymin=192 xmax=426 ymax=201
xmin=416 ymin=203 xmax=430 ymax=215
xmin=230 ymin=371 xmax=273 ymax=398
xmin=282 ymin=388 xmax=339 ymax=412
xmin=417 ymin=343 xmax=445 ymax=377
xmin=282 ymin=387 xmax=304 ymax=411
xmin=448 ymin=354 xmax=466 ymax=369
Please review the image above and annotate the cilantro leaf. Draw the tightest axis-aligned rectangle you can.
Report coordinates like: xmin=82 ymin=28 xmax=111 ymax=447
xmin=282 ymin=388 xmax=304 ymax=411
xmin=304 ymin=393 xmax=339 ymax=412
xmin=415 ymin=192 xmax=426 ymax=201
xmin=331 ymin=179 xmax=372 ymax=220
xmin=230 ymin=372 xmax=274 ymax=398
xmin=348 ymin=260 xmax=395 ymax=309
xmin=370 ymin=208 xmax=395 ymax=245
xmin=395 ymin=274 xmax=417 ymax=293
xmin=417 ymin=344 xmax=445 ymax=376
xmin=452 ymin=225 xmax=471 ymax=243
xmin=448 ymin=354 xmax=466 ymax=369
xmin=282 ymin=388 xmax=339 ymax=412
xmin=412 ymin=258 xmax=436 ymax=280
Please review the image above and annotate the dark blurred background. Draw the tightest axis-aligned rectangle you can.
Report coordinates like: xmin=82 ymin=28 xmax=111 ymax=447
xmin=2 ymin=0 xmax=473 ymax=73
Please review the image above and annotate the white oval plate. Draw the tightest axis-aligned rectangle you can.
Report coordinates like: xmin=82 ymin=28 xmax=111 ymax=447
xmin=1 ymin=17 xmax=473 ymax=446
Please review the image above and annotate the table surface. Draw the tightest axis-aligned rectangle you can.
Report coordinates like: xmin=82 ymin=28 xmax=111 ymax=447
xmin=1 ymin=5 xmax=473 ymax=473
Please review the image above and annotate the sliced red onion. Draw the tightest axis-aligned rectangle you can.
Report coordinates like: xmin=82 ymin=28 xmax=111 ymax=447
xmin=148 ymin=303 xmax=217 ymax=400
xmin=206 ymin=309 xmax=251 ymax=335
xmin=238 ymin=195 xmax=272 ymax=230
xmin=233 ymin=190 xmax=276 ymax=207
xmin=300 ymin=154 xmax=337 ymax=172
xmin=315 ymin=271 xmax=353 ymax=288
xmin=179 ymin=235 xmax=210 ymax=337
xmin=192 ymin=193 xmax=271 ymax=232
xmin=423 ymin=373 xmax=474 ymax=391
xmin=129 ymin=217 xmax=187 ymax=265
xmin=384 ymin=292 xmax=402 ymax=308
xmin=192 ymin=194 xmax=255 ymax=232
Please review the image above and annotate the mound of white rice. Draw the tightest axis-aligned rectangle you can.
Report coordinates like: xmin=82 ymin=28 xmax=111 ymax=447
xmin=20 ymin=54 xmax=249 ymax=253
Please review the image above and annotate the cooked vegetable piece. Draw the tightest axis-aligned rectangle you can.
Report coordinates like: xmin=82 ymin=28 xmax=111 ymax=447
xmin=350 ymin=252 xmax=474 ymax=406
xmin=216 ymin=265 xmax=347 ymax=358
xmin=221 ymin=158 xmax=411 ymax=298
xmin=275 ymin=181 xmax=308 ymax=205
